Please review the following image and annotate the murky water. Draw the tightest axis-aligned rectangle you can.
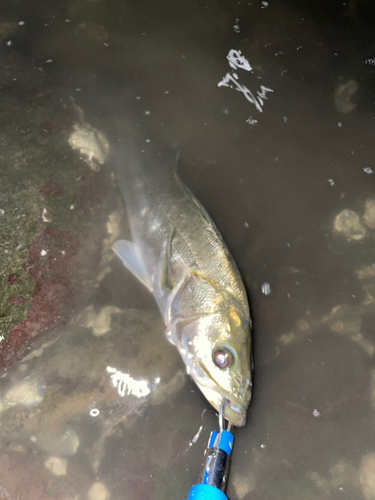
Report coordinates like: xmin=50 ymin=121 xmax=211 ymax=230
xmin=1 ymin=0 xmax=375 ymax=499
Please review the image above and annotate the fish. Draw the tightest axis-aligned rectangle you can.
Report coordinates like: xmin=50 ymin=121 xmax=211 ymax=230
xmin=111 ymin=121 xmax=252 ymax=427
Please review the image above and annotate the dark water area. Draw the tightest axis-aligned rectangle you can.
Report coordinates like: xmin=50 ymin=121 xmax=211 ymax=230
xmin=0 ymin=0 xmax=375 ymax=499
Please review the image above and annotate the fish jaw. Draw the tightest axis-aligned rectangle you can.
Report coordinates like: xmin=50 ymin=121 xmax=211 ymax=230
xmin=199 ymin=385 xmax=248 ymax=427
xmin=190 ymin=358 xmax=251 ymax=427
xmin=175 ymin=311 xmax=252 ymax=427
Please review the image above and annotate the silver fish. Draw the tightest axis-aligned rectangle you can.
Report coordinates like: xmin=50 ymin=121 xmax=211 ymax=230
xmin=112 ymin=123 xmax=252 ymax=426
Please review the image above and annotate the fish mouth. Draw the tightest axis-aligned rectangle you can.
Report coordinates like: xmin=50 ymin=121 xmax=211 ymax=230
xmin=191 ymin=360 xmax=249 ymax=427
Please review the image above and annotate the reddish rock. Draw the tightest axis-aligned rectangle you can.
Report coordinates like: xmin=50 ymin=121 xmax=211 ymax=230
xmin=40 ymin=180 xmax=62 ymax=196
xmin=0 ymin=228 xmax=80 ymax=369
xmin=7 ymin=273 xmax=18 ymax=285
xmin=8 ymin=296 xmax=27 ymax=305
xmin=0 ymin=67 xmax=112 ymax=371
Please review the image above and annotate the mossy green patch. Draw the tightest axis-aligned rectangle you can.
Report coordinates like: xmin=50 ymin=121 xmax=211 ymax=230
xmin=0 ymin=89 xmax=91 ymax=341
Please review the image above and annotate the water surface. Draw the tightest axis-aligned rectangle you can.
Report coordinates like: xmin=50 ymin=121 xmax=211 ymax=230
xmin=0 ymin=0 xmax=375 ymax=499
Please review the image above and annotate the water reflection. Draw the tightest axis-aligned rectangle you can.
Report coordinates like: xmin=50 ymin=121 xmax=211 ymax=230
xmin=107 ymin=366 xmax=151 ymax=398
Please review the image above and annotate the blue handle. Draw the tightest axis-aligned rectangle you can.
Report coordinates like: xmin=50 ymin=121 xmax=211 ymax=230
xmin=186 ymin=484 xmax=227 ymax=500
xmin=184 ymin=429 xmax=233 ymax=500
xmin=207 ymin=430 xmax=233 ymax=456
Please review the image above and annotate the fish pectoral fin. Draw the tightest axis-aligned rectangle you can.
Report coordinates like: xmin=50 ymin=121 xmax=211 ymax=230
xmin=158 ymin=226 xmax=175 ymax=293
xmin=167 ymin=270 xmax=228 ymax=332
xmin=112 ymin=240 xmax=152 ymax=292
xmin=165 ymin=268 xmax=196 ymax=329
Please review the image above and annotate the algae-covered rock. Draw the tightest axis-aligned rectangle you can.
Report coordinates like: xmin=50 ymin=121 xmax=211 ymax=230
xmin=0 ymin=75 xmax=114 ymax=369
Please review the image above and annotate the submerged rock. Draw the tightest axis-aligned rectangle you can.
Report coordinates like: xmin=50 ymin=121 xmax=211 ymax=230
xmin=333 ymin=209 xmax=366 ymax=241
xmin=68 ymin=123 xmax=109 ymax=171
xmin=40 ymin=429 xmax=80 ymax=457
xmin=334 ymin=79 xmax=358 ymax=114
xmin=44 ymin=455 xmax=68 ymax=476
xmin=360 ymin=453 xmax=375 ymax=500
xmin=87 ymin=482 xmax=110 ymax=500
xmin=4 ymin=373 xmax=46 ymax=408
xmin=322 ymin=304 xmax=374 ymax=356
xmin=0 ymin=308 xmax=186 ymax=474
xmin=0 ymin=77 xmax=115 ymax=369
xmin=329 ymin=460 xmax=359 ymax=489
xmin=76 ymin=305 xmax=122 ymax=336
xmin=363 ymin=199 xmax=375 ymax=229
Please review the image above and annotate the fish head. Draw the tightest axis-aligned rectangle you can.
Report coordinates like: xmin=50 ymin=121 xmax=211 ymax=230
xmin=178 ymin=307 xmax=252 ymax=427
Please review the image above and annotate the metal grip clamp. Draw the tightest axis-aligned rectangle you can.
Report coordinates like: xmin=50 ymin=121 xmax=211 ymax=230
xmin=184 ymin=400 xmax=234 ymax=500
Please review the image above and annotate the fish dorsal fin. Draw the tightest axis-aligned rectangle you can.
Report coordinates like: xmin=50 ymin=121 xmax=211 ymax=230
xmin=159 ymin=146 xmax=179 ymax=170
xmin=175 ymin=177 xmax=213 ymax=226
xmin=112 ymin=240 xmax=152 ymax=292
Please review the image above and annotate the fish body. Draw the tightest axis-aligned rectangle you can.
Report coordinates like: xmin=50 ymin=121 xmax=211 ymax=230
xmin=112 ymin=123 xmax=252 ymax=426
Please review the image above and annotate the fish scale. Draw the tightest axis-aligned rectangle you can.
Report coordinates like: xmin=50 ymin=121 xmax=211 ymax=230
xmin=112 ymin=121 xmax=252 ymax=426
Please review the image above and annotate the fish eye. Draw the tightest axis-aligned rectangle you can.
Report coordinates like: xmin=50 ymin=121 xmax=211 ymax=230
xmin=213 ymin=347 xmax=234 ymax=369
